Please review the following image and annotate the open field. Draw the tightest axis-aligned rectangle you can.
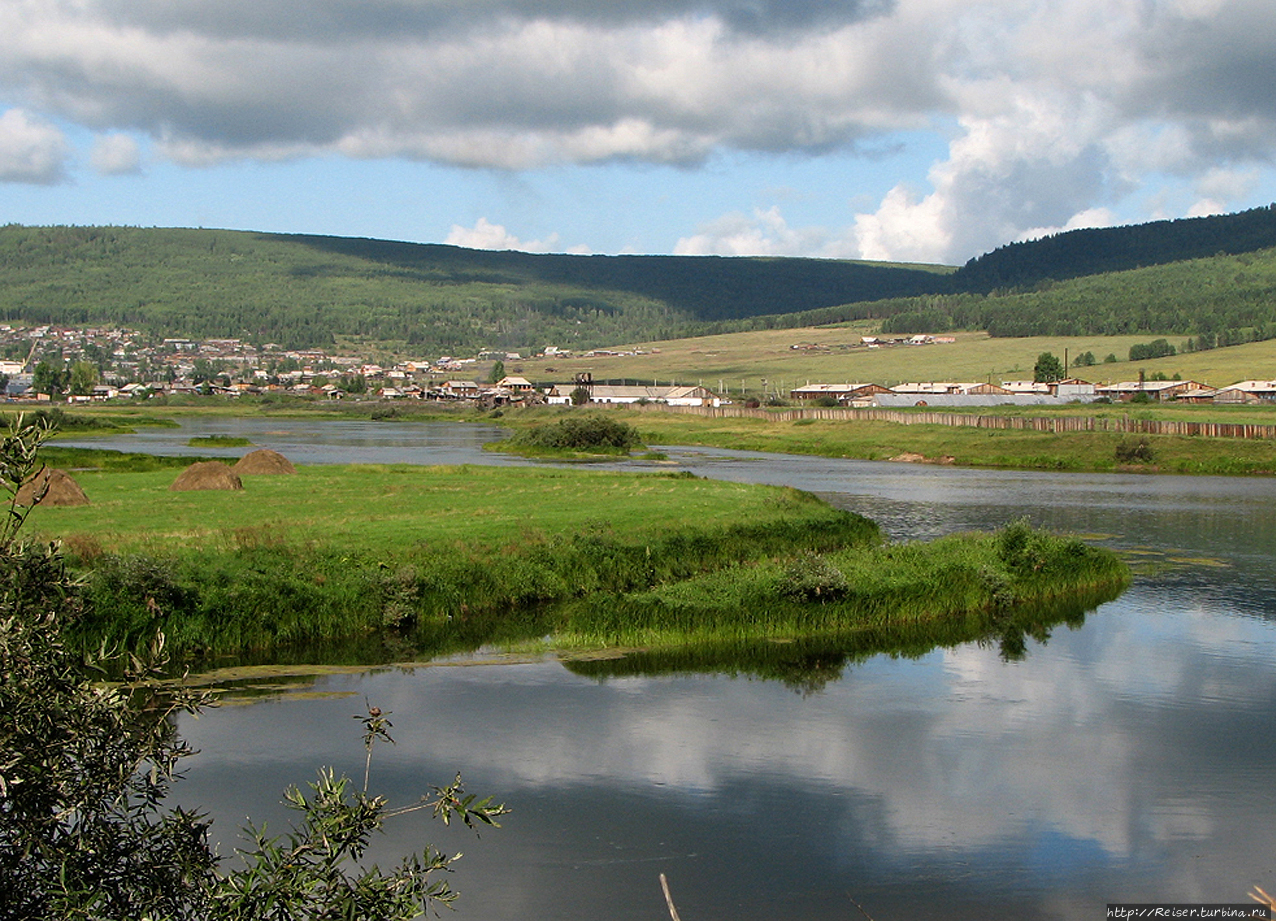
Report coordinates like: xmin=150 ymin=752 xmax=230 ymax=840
xmin=624 ymin=410 xmax=1276 ymax=475
xmin=25 ymin=463 xmax=808 ymax=556
xmin=510 ymin=326 xmax=1276 ymax=393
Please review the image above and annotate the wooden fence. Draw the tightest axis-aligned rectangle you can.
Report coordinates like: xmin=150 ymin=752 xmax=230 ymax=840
xmin=637 ymin=403 xmax=1276 ymax=440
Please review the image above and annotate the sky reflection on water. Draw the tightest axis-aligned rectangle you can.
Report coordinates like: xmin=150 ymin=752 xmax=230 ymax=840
xmin=78 ymin=417 xmax=1276 ymax=919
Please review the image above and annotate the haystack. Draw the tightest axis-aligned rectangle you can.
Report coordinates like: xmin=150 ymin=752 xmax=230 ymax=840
xmin=170 ymin=461 xmax=243 ymax=492
xmin=232 ymin=448 xmax=296 ymax=475
xmin=15 ymin=468 xmax=89 ymax=506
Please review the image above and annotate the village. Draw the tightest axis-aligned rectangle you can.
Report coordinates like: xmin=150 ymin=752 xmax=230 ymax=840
xmin=2 ymin=323 xmax=1276 ymax=407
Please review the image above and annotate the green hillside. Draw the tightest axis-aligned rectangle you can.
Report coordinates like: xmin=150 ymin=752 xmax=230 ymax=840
xmin=874 ymin=246 xmax=1276 ymax=350
xmin=951 ymin=203 xmax=1276 ymax=290
xmin=9 ymin=206 xmax=1276 ymax=357
xmin=0 ymin=226 xmax=949 ymax=352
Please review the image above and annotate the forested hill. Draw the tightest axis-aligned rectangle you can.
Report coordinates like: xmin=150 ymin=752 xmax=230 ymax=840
xmin=0 ymin=226 xmax=950 ymax=352
xmin=951 ymin=203 xmax=1276 ymax=291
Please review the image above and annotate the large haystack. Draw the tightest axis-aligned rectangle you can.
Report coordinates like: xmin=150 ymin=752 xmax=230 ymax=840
xmin=232 ymin=448 xmax=296 ymax=475
xmin=16 ymin=468 xmax=89 ymax=507
xmin=170 ymin=461 xmax=243 ymax=492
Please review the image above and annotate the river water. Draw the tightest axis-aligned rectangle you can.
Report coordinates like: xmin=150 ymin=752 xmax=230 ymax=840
xmin=61 ymin=418 xmax=1276 ymax=920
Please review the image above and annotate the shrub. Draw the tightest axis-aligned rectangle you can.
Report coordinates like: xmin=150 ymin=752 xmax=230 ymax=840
xmin=512 ymin=415 xmax=642 ymax=451
xmin=1115 ymin=437 xmax=1154 ymax=464
xmin=779 ymin=552 xmax=849 ymax=602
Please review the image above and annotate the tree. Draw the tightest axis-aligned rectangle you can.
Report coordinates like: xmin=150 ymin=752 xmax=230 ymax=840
xmin=68 ymin=360 xmax=99 ymax=396
xmin=489 ymin=360 xmax=505 ymax=384
xmin=570 ymin=386 xmax=591 ymax=405
xmin=0 ymin=415 xmax=506 ymax=919
xmin=1033 ymin=351 xmax=1065 ymax=383
xmin=32 ymin=360 xmax=67 ymax=397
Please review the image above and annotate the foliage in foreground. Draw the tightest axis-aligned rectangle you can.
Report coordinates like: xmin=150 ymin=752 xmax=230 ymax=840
xmin=0 ymin=416 xmax=506 ymax=919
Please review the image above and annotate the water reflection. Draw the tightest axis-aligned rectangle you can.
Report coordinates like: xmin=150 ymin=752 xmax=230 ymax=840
xmin=178 ymin=582 xmax=1276 ymax=921
xmin=72 ymin=416 xmax=1276 ymax=918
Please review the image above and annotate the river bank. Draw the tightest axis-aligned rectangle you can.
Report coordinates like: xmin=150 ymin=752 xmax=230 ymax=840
xmin=20 ymin=396 xmax=1276 ymax=475
xmin=23 ymin=449 xmax=1126 ymax=664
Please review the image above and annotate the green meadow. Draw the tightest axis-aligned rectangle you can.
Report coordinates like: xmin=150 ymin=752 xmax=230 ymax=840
xmin=31 ymin=463 xmax=820 ymax=555
xmin=21 ymin=456 xmax=1126 ymax=665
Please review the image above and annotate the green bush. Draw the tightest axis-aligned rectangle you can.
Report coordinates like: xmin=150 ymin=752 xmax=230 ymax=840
xmin=780 ymin=552 xmax=849 ymax=602
xmin=1115 ymin=437 xmax=1154 ymax=464
xmin=511 ymin=415 xmax=642 ymax=451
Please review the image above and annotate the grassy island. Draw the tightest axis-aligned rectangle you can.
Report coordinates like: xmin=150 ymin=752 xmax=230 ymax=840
xmin=22 ymin=443 xmax=1129 ymax=668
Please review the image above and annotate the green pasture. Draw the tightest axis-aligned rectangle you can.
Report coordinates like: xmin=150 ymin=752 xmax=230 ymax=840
xmin=16 ymin=446 xmax=1129 ymax=665
xmin=26 ymin=463 xmax=807 ymax=557
xmin=511 ymin=327 xmax=1276 ymax=392
xmin=624 ymin=411 xmax=1276 ymax=475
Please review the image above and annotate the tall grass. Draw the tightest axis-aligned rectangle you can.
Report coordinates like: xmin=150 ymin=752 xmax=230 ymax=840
xmin=563 ymin=584 xmax=1117 ymax=692
xmin=70 ymin=502 xmax=879 ymax=660
xmin=556 ymin=522 xmax=1128 ymax=650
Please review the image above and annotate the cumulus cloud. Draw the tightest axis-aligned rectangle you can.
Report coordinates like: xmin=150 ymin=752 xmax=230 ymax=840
xmin=445 ymin=217 xmax=588 ymax=254
xmin=2 ymin=0 xmax=1276 ymax=259
xmin=0 ymin=108 xmax=70 ymax=184
xmin=675 ymin=206 xmax=861 ymax=258
xmin=90 ymin=132 xmax=141 ymax=175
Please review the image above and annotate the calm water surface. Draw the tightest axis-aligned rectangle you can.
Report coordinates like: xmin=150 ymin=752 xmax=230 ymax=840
xmin=73 ymin=418 xmax=1276 ymax=920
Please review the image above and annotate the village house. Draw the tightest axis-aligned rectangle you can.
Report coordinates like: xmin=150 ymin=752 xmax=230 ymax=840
xmin=438 ymin=380 xmax=482 ymax=400
xmin=496 ymin=376 xmax=536 ymax=394
xmin=789 ymin=382 xmax=894 ymax=404
xmin=546 ymin=383 xmax=721 ymax=406
xmin=1212 ymin=380 xmax=1276 ymax=403
xmin=1002 ymin=378 xmax=1097 ymax=399
xmin=1095 ymin=380 xmax=1211 ymax=401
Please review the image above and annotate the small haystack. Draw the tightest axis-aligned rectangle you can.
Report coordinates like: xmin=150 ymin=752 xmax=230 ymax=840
xmin=170 ymin=461 xmax=243 ymax=492
xmin=232 ymin=448 xmax=296 ymax=475
xmin=15 ymin=468 xmax=89 ymax=507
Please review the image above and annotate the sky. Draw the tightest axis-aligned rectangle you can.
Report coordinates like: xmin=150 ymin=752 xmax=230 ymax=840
xmin=2 ymin=0 xmax=1276 ymax=267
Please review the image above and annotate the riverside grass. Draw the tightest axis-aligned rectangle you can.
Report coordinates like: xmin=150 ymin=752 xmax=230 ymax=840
xmin=25 ymin=461 xmax=878 ymax=658
xmin=20 ymin=456 xmax=1127 ymax=664
xmin=558 ymin=521 xmax=1130 ymax=651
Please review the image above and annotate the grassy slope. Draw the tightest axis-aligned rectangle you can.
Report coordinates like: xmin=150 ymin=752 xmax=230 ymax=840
xmin=511 ymin=326 xmax=1276 ymax=391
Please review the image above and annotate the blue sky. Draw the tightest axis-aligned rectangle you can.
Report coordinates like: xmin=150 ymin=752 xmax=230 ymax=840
xmin=3 ymin=0 xmax=1276 ymax=266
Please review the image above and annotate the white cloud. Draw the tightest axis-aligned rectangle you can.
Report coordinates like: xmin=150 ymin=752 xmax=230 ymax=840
xmin=674 ymin=206 xmax=851 ymax=257
xmin=90 ymin=132 xmax=141 ymax=175
xmin=3 ymin=0 xmax=1276 ymax=259
xmin=0 ymin=108 xmax=70 ymax=184
xmin=445 ymin=217 xmax=587 ymax=254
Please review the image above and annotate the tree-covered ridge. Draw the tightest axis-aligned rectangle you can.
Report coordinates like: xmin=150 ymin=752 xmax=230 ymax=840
xmin=878 ymin=246 xmax=1276 ymax=347
xmin=0 ymin=226 xmax=948 ymax=352
xmin=951 ymin=203 xmax=1276 ymax=291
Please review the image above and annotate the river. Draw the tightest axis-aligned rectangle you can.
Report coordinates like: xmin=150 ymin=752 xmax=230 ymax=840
xmin=59 ymin=417 xmax=1276 ymax=920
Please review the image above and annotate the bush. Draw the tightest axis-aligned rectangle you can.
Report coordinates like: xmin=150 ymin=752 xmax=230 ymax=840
xmin=779 ymin=552 xmax=849 ymax=602
xmin=512 ymin=415 xmax=642 ymax=451
xmin=1115 ymin=437 xmax=1154 ymax=464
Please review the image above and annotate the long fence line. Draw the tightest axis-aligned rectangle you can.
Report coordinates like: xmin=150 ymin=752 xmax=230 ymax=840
xmin=638 ymin=403 xmax=1276 ymax=440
